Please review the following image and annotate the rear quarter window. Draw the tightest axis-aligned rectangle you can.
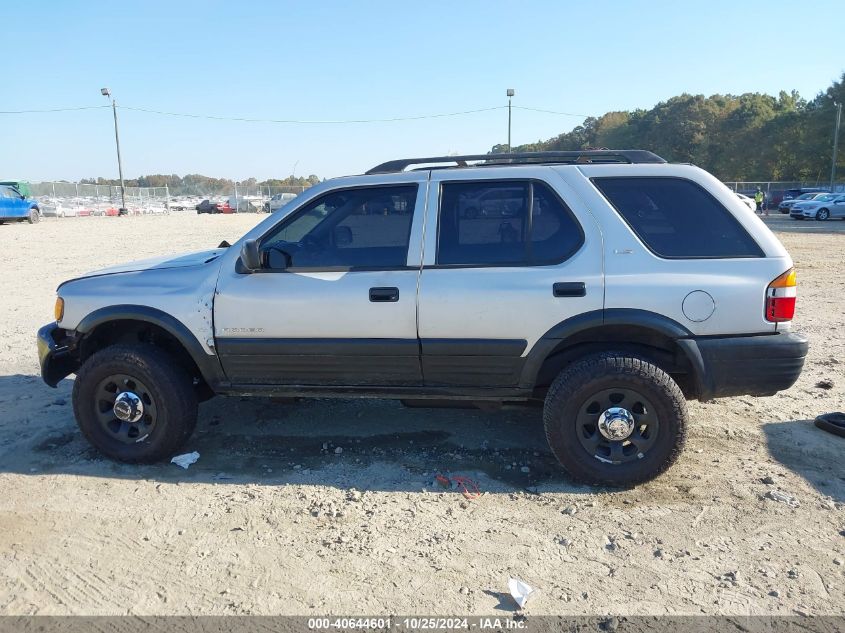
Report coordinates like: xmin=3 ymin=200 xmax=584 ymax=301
xmin=592 ymin=177 xmax=764 ymax=259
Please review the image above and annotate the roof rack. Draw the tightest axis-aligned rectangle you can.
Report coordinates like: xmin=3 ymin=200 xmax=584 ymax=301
xmin=366 ymin=150 xmax=666 ymax=174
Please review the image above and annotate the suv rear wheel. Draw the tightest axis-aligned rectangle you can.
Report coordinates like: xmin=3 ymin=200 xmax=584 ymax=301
xmin=72 ymin=344 xmax=198 ymax=462
xmin=543 ymin=353 xmax=687 ymax=486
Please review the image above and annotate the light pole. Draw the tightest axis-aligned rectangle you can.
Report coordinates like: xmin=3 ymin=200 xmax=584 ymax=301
xmin=506 ymin=88 xmax=515 ymax=152
xmin=831 ymin=101 xmax=842 ymax=192
xmin=100 ymin=88 xmax=127 ymax=212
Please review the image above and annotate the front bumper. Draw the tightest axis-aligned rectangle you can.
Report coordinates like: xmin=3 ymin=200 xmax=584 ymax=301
xmin=37 ymin=323 xmax=80 ymax=387
xmin=681 ymin=331 xmax=808 ymax=400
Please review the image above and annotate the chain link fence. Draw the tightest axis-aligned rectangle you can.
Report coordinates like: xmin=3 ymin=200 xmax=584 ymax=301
xmin=24 ymin=182 xmax=312 ymax=217
xmin=28 ymin=181 xmax=170 ymax=217
xmin=25 ymin=181 xmax=314 ymax=217
xmin=724 ymin=180 xmax=845 ymax=208
xmin=228 ymin=185 xmax=308 ymax=212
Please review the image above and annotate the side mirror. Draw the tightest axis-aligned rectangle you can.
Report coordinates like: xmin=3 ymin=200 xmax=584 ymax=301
xmin=240 ymin=239 xmax=261 ymax=271
xmin=334 ymin=225 xmax=353 ymax=247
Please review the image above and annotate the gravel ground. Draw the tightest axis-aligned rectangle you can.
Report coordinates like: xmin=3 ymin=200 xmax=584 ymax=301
xmin=0 ymin=212 xmax=843 ymax=616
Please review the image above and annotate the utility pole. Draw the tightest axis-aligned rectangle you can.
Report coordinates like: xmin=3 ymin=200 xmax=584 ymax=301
xmin=831 ymin=101 xmax=842 ymax=192
xmin=101 ymin=88 xmax=127 ymax=212
xmin=506 ymin=89 xmax=515 ymax=151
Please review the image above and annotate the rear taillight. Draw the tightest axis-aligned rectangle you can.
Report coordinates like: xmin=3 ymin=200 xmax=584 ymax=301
xmin=766 ymin=268 xmax=796 ymax=322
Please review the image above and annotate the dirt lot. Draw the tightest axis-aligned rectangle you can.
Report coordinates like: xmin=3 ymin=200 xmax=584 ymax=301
xmin=0 ymin=213 xmax=843 ymax=616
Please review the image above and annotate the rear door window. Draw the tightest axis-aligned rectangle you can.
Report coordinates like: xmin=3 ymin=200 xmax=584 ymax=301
xmin=592 ymin=177 xmax=763 ymax=258
xmin=437 ymin=180 xmax=583 ymax=266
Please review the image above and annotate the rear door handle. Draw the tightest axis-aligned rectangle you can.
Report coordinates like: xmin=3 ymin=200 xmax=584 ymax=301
xmin=369 ymin=287 xmax=399 ymax=302
xmin=553 ymin=282 xmax=586 ymax=298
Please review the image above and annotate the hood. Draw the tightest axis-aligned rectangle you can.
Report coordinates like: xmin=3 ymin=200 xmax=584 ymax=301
xmin=72 ymin=248 xmax=226 ymax=281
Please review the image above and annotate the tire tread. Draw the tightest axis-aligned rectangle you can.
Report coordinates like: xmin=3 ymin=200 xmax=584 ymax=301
xmin=72 ymin=343 xmax=197 ymax=463
xmin=543 ymin=352 xmax=687 ymax=486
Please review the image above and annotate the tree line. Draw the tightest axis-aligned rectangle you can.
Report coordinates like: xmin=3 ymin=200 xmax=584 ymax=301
xmin=493 ymin=72 xmax=845 ymax=183
xmin=79 ymin=174 xmax=322 ymax=195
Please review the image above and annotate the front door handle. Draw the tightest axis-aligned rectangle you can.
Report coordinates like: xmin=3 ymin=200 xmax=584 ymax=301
xmin=369 ymin=287 xmax=399 ymax=302
xmin=553 ymin=282 xmax=586 ymax=298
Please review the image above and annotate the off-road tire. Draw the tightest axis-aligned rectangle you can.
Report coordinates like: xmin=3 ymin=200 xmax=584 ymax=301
xmin=72 ymin=344 xmax=198 ymax=463
xmin=543 ymin=353 xmax=687 ymax=486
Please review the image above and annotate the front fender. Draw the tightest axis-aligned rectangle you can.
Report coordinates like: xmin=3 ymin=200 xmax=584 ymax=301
xmin=75 ymin=305 xmax=226 ymax=388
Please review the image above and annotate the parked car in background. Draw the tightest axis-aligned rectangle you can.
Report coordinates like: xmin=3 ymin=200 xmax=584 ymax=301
xmin=0 ymin=185 xmax=40 ymax=224
xmin=170 ymin=198 xmax=204 ymax=212
xmin=735 ymin=193 xmax=756 ymax=212
xmin=782 ymin=187 xmax=828 ymax=202
xmin=264 ymin=192 xmax=298 ymax=213
xmin=229 ymin=196 xmax=262 ymax=213
xmin=778 ymin=192 xmax=828 ymax=214
xmin=790 ymin=193 xmax=845 ymax=220
xmin=767 ymin=190 xmax=786 ymax=207
xmin=195 ymin=200 xmax=219 ymax=214
xmin=40 ymin=202 xmax=76 ymax=218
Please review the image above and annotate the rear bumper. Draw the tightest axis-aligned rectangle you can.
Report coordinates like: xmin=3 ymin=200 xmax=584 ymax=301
xmin=37 ymin=323 xmax=80 ymax=387
xmin=681 ymin=331 xmax=808 ymax=400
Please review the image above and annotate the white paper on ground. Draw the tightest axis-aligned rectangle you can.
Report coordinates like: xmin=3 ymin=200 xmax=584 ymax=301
xmin=171 ymin=451 xmax=200 ymax=469
xmin=508 ymin=577 xmax=536 ymax=608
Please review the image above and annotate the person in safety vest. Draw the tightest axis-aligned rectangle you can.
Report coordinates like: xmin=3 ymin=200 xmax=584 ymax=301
xmin=754 ymin=188 xmax=765 ymax=215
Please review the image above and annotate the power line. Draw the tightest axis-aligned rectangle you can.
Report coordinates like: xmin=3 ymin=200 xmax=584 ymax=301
xmin=0 ymin=102 xmax=592 ymax=123
xmin=514 ymin=105 xmax=591 ymax=118
xmin=0 ymin=105 xmax=110 ymax=114
xmin=117 ymin=104 xmax=507 ymax=124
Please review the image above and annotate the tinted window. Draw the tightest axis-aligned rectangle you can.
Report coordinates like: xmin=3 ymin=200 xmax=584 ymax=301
xmin=437 ymin=180 xmax=583 ymax=266
xmin=592 ymin=177 xmax=763 ymax=258
xmin=261 ymin=185 xmax=416 ymax=269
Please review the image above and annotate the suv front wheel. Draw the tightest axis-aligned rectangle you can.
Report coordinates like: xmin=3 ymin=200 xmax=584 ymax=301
xmin=72 ymin=344 xmax=198 ymax=463
xmin=543 ymin=353 xmax=687 ymax=486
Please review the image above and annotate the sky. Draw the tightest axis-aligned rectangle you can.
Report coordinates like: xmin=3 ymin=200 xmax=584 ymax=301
xmin=2 ymin=0 xmax=842 ymax=182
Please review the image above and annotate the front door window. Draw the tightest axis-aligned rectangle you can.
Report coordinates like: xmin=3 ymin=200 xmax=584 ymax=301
xmin=261 ymin=185 xmax=418 ymax=269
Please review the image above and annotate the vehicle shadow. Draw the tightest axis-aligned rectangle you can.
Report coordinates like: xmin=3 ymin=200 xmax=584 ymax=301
xmin=761 ymin=418 xmax=845 ymax=503
xmin=0 ymin=373 xmax=602 ymax=495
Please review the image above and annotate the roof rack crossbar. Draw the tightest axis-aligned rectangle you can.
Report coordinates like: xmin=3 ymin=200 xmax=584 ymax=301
xmin=366 ymin=150 xmax=665 ymax=174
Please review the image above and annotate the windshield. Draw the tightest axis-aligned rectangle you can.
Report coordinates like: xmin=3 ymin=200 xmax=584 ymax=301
xmin=797 ymin=193 xmax=816 ymax=200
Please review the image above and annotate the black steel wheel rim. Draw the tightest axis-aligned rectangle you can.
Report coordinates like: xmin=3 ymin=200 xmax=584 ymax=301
xmin=576 ymin=387 xmax=660 ymax=465
xmin=94 ymin=373 xmax=157 ymax=444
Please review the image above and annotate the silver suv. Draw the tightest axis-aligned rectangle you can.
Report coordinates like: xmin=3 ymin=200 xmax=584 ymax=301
xmin=37 ymin=151 xmax=808 ymax=485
